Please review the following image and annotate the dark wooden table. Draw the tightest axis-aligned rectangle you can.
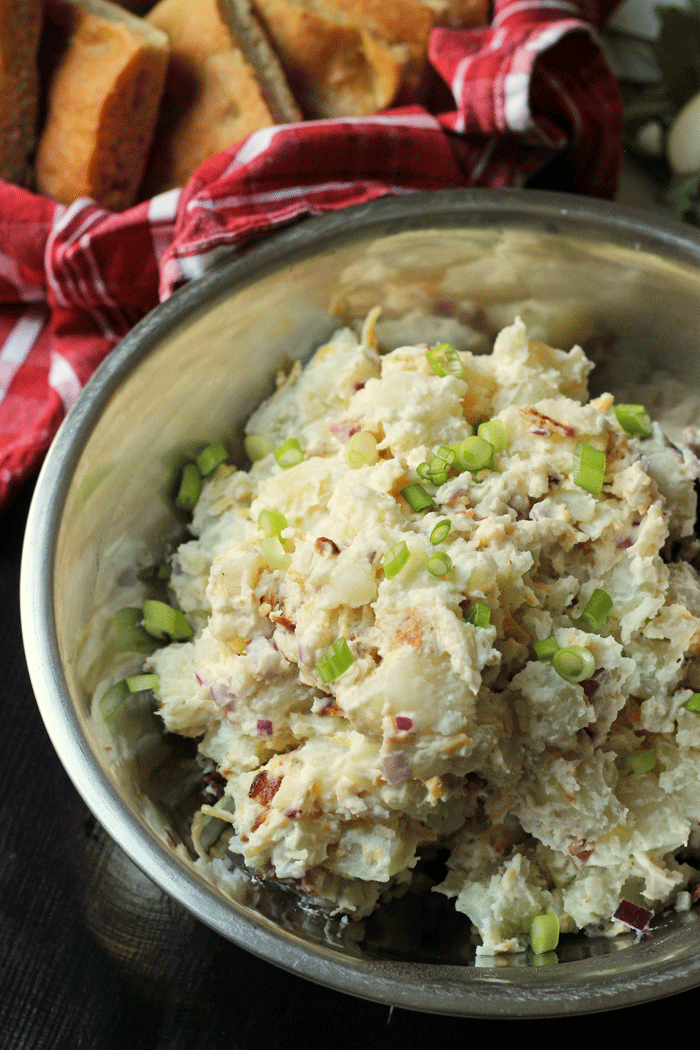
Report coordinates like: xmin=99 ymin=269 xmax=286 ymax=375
xmin=2 ymin=476 xmax=697 ymax=1050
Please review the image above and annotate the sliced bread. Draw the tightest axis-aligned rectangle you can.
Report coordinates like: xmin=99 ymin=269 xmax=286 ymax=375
xmin=141 ymin=0 xmax=302 ymax=196
xmin=35 ymin=0 xmax=170 ymax=210
xmin=0 ymin=0 xmax=43 ymax=187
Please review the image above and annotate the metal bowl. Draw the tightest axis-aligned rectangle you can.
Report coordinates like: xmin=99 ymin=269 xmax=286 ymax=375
xmin=20 ymin=188 xmax=700 ymax=1017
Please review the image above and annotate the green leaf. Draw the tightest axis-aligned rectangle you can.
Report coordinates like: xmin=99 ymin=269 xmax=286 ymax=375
xmin=667 ymin=172 xmax=700 ymax=219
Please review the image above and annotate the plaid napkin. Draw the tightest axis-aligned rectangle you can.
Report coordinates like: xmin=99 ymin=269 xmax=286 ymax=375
xmin=0 ymin=0 xmax=622 ymax=512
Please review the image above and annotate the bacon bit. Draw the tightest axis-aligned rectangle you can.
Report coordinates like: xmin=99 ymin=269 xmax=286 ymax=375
xmin=270 ymin=611 xmax=295 ymax=631
xmin=354 ymin=381 xmax=366 ymax=391
xmin=547 ymin=474 xmax=560 ymax=487
xmin=284 ymin=808 xmax=300 ymax=819
xmin=314 ymin=536 xmax=340 ymax=555
xmin=521 ymin=406 xmax=576 ymax=439
xmin=203 ymin=771 xmax=226 ymax=800
xmin=248 ymin=770 xmax=282 ymax=806
xmin=392 ymin=610 xmax=423 ymax=648
xmin=691 ymin=884 xmax=700 ymax=904
xmin=320 ymin=699 xmax=341 ymax=716
xmin=613 ymin=899 xmax=653 ymax=932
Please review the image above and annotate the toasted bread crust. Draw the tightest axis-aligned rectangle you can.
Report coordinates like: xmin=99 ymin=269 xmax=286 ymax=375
xmin=251 ymin=0 xmax=404 ymax=119
xmin=0 ymin=0 xmax=43 ymax=186
xmin=35 ymin=0 xmax=169 ymax=210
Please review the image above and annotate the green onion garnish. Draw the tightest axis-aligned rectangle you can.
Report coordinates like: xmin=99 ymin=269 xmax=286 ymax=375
xmin=427 ymin=551 xmax=452 ymax=577
xmin=552 ymin=644 xmax=595 ymax=682
xmin=430 ymin=519 xmax=451 ymax=545
xmin=125 ymin=673 xmax=160 ymax=693
xmin=401 ymin=483 xmax=434 ymax=512
xmin=98 ymin=679 xmax=130 ymax=720
xmin=259 ymin=535 xmax=291 ymax=571
xmin=244 ymin=433 xmax=274 ymax=462
xmin=258 ymin=508 xmax=288 ymax=537
xmin=142 ymin=599 xmax=194 ymax=641
xmin=477 ymin=418 xmax=508 ymax=453
xmin=464 ymin=601 xmax=490 ymax=628
xmin=346 ymin=430 xmax=378 ymax=469
xmin=99 ymin=673 xmax=160 ymax=720
xmin=274 ymin=437 xmax=303 ymax=469
xmin=533 ymin=637 xmax=559 ymax=661
xmin=614 ymin=403 xmax=653 ymax=437
xmin=382 ymin=540 xmax=410 ymax=579
xmin=621 ymin=749 xmax=656 ymax=773
xmin=573 ymin=441 xmax=605 ymax=495
xmin=198 ymin=796 xmax=237 ymax=852
xmin=686 ymin=693 xmax=700 ymax=713
xmin=530 ymin=912 xmax=560 ymax=955
xmin=137 ymin=563 xmax=172 ymax=583
xmin=196 ymin=442 xmax=228 ymax=476
xmin=451 ymin=436 xmax=494 ymax=473
xmin=426 ymin=342 xmax=464 ymax=378
xmin=581 ymin=588 xmax=612 ymax=632
xmin=113 ymin=607 xmax=158 ymax=654
xmin=316 ymin=638 xmax=355 ymax=683
xmin=175 ymin=461 xmax=202 ymax=511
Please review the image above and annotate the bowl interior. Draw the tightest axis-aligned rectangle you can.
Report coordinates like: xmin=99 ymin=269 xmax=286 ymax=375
xmin=22 ymin=191 xmax=700 ymax=1016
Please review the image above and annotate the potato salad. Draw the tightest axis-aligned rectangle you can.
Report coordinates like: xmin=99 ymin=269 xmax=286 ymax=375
xmin=121 ymin=312 xmax=700 ymax=955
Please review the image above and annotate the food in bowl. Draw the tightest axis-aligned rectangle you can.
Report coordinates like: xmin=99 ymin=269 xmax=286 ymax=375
xmin=97 ymin=308 xmax=700 ymax=956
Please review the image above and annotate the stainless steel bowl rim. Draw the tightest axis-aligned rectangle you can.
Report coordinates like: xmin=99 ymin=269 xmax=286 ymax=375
xmin=19 ymin=188 xmax=700 ymax=1017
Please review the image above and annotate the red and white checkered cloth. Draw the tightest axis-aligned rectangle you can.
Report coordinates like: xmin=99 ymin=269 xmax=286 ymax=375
xmin=0 ymin=0 xmax=622 ymax=512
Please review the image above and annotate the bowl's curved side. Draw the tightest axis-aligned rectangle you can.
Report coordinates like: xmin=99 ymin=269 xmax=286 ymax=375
xmin=20 ymin=188 xmax=700 ymax=1017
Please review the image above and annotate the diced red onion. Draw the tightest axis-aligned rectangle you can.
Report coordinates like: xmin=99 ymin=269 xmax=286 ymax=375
xmin=572 ymin=849 xmax=593 ymax=868
xmin=612 ymin=899 xmax=653 ymax=932
xmin=383 ymin=751 xmax=410 ymax=784
xmin=530 ymin=427 xmax=550 ymax=436
xmin=394 ymin=716 xmax=413 ymax=732
xmin=210 ymin=681 xmax=232 ymax=708
xmin=328 ymin=420 xmax=360 ymax=442
xmin=257 ymin=718 xmax=273 ymax=737
xmin=616 ymin=537 xmax=633 ymax=550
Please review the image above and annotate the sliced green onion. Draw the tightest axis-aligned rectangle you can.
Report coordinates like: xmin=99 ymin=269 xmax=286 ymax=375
xmin=316 ymin=638 xmax=355 ymax=683
xmin=125 ymin=673 xmax=160 ymax=693
xmin=427 ymin=551 xmax=452 ymax=577
xmin=175 ymin=461 xmax=202 ymax=511
xmin=113 ymin=607 xmax=158 ymax=654
xmin=99 ymin=679 xmax=130 ymax=720
xmin=142 ymin=599 xmax=194 ymax=641
xmin=621 ymin=749 xmax=656 ymax=773
xmin=477 ymin=418 xmax=508 ymax=453
xmin=383 ymin=540 xmax=410 ymax=579
xmin=530 ymin=912 xmax=560 ymax=955
xmin=274 ymin=437 xmax=303 ymax=469
xmin=686 ymin=692 xmax=700 ymax=713
xmin=533 ymin=637 xmax=559 ymax=661
xmin=464 ymin=601 xmax=490 ymax=628
xmin=245 ymin=433 xmax=274 ymax=463
xmin=346 ymin=430 xmax=378 ymax=469
xmin=137 ymin=563 xmax=172 ymax=583
xmin=259 ymin=535 xmax=291 ymax=571
xmin=430 ymin=519 xmax=451 ymax=545
xmin=401 ymin=482 xmax=434 ymax=512
xmin=581 ymin=588 xmax=613 ymax=632
xmin=552 ymin=644 xmax=595 ymax=682
xmin=573 ymin=441 xmax=605 ymax=495
xmin=614 ymin=403 xmax=653 ymax=437
xmin=196 ymin=442 xmax=228 ymax=476
xmin=451 ymin=436 xmax=494 ymax=473
xmin=258 ymin=508 xmax=288 ymax=537
xmin=426 ymin=342 xmax=464 ymax=378
xmin=417 ymin=461 xmax=433 ymax=481
xmin=199 ymin=796 xmax=237 ymax=852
